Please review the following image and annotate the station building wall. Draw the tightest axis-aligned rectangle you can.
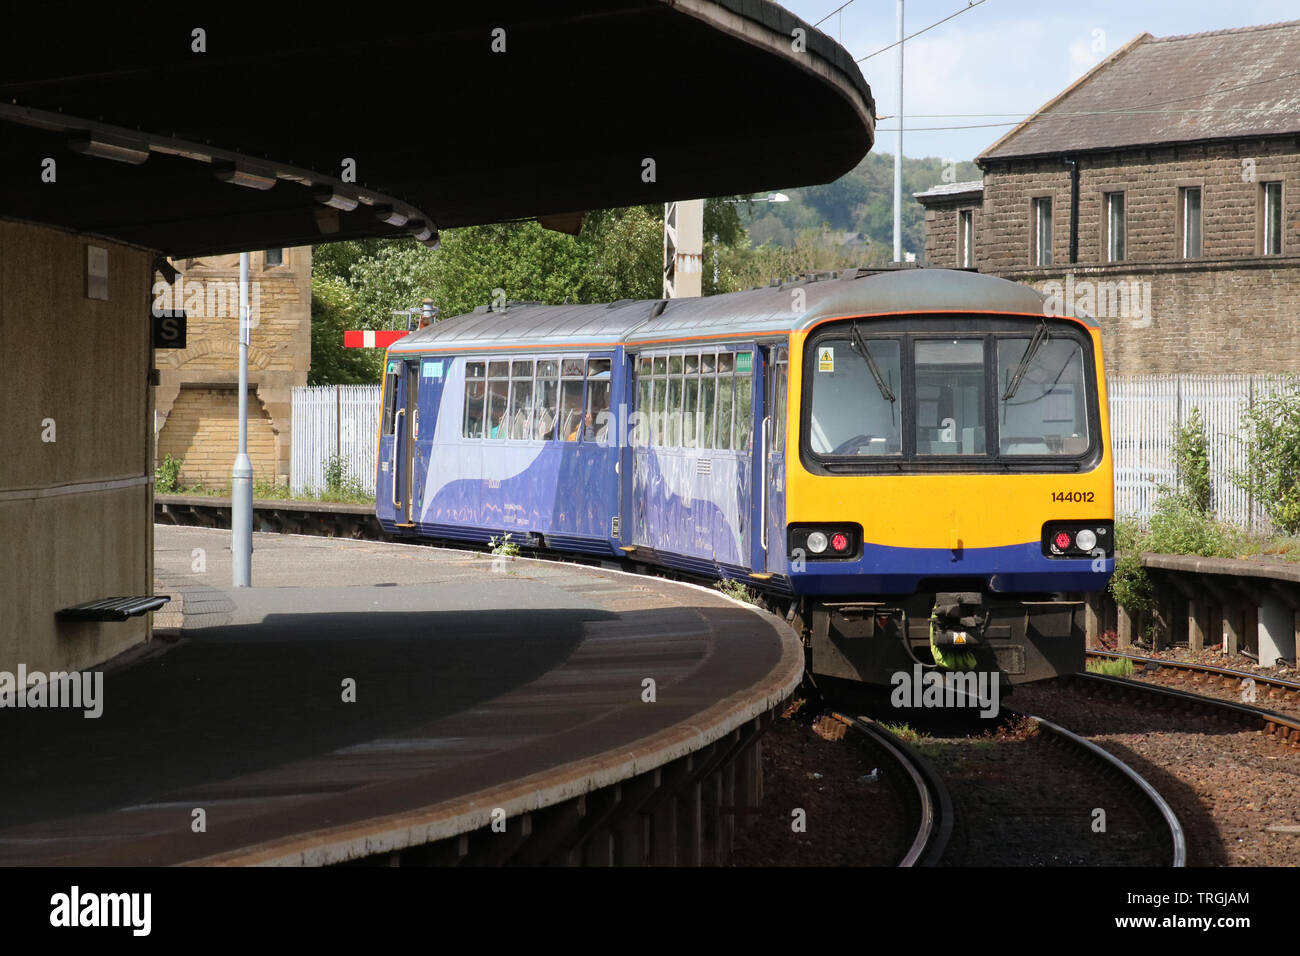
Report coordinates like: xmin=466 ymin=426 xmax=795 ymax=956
xmin=920 ymin=138 xmax=1300 ymax=375
xmin=154 ymin=247 xmax=311 ymax=487
xmin=0 ymin=221 xmax=153 ymax=675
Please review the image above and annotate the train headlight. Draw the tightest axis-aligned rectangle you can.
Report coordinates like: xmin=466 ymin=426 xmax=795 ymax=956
xmin=807 ymin=531 xmax=829 ymax=554
xmin=1074 ymin=528 xmax=1097 ymax=552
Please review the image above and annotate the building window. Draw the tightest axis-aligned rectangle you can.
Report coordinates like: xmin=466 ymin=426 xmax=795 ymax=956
xmin=958 ymin=210 xmax=974 ymax=268
xmin=1180 ymin=187 xmax=1202 ymax=258
xmin=1105 ymin=192 xmax=1125 ymax=262
xmin=264 ymin=248 xmax=284 ymax=267
xmin=1031 ymin=198 xmax=1052 ymax=266
xmin=1262 ymin=182 xmax=1283 ymax=255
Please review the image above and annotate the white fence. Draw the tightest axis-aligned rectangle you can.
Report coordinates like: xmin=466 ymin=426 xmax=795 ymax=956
xmin=290 ymin=385 xmax=382 ymax=496
xmin=1108 ymin=375 xmax=1294 ymax=528
xmin=291 ymin=377 xmax=1296 ymax=524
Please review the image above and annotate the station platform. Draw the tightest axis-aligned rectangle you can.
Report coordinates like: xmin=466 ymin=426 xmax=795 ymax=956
xmin=0 ymin=526 xmax=801 ymax=865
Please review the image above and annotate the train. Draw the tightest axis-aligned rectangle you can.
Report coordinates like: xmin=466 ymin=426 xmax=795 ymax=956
xmin=375 ymin=267 xmax=1114 ymax=686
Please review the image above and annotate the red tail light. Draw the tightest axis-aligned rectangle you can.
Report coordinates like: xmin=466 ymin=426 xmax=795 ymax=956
xmin=830 ymin=532 xmax=850 ymax=553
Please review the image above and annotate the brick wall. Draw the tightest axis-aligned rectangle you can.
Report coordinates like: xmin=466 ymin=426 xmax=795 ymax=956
xmin=157 ymin=386 xmax=279 ymax=486
xmin=155 ymin=247 xmax=311 ymax=481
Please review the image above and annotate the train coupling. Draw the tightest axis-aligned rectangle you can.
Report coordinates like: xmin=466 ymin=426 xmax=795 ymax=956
xmin=930 ymin=592 xmax=987 ymax=647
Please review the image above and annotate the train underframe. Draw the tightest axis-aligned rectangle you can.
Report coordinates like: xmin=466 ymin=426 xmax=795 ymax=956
xmin=794 ymin=589 xmax=1087 ymax=688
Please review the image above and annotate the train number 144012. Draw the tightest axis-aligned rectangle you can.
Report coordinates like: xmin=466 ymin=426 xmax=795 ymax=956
xmin=1051 ymin=490 xmax=1095 ymax=503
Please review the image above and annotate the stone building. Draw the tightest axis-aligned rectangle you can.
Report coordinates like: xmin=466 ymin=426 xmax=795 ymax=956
xmin=154 ymin=247 xmax=311 ymax=486
xmin=916 ymin=21 xmax=1300 ymax=375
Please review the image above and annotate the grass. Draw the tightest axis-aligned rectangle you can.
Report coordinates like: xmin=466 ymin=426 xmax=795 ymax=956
xmin=714 ymin=578 xmax=760 ymax=605
xmin=1086 ymin=656 xmax=1136 ymax=677
xmin=487 ymin=533 xmax=521 ymax=558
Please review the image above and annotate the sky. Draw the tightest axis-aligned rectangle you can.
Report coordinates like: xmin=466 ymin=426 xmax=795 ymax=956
xmin=780 ymin=0 xmax=1300 ymax=164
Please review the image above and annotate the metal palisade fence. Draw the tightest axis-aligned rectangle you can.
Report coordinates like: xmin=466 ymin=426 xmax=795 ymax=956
xmin=291 ymin=385 xmax=382 ymax=496
xmin=1108 ymin=374 xmax=1294 ymax=529
xmin=295 ymin=377 xmax=1294 ymax=526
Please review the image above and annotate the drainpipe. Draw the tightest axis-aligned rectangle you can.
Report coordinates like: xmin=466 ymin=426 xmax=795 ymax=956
xmin=1064 ymin=157 xmax=1080 ymax=264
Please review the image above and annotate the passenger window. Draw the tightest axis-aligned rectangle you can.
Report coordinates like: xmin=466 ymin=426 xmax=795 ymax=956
xmin=636 ymin=360 xmax=653 ymax=447
xmin=486 ymin=362 xmax=509 ymax=440
xmin=535 ymin=360 xmax=559 ymax=440
xmin=772 ymin=348 xmax=787 ymax=453
xmin=463 ymin=361 xmax=485 ymax=439
xmin=382 ymin=363 xmax=399 ymax=435
xmin=700 ymin=354 xmax=716 ymax=449
xmin=651 ymin=372 xmax=666 ymax=446
xmin=666 ymin=366 xmax=682 ymax=447
xmin=508 ymin=360 xmax=534 ymax=440
xmin=683 ymin=354 xmax=699 ymax=448
xmin=560 ymin=358 xmax=585 ymax=441
xmin=716 ymin=353 xmax=734 ymax=451
xmin=585 ymin=358 xmax=612 ymax=442
xmin=733 ymin=352 xmax=753 ymax=451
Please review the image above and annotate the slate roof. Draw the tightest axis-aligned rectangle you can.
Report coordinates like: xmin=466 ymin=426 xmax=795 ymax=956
xmin=980 ymin=20 xmax=1300 ymax=162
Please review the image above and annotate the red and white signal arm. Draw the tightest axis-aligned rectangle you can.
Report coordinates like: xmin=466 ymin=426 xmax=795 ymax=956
xmin=344 ymin=330 xmax=409 ymax=348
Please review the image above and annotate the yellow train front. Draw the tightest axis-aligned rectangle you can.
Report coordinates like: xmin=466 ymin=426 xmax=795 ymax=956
xmin=781 ymin=270 xmax=1113 ymax=685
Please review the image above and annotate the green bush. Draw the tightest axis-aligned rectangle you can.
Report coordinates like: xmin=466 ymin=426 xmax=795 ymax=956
xmin=1108 ymin=516 xmax=1154 ymax=614
xmin=1234 ymin=383 xmax=1300 ymax=535
xmin=1172 ymin=406 xmax=1211 ymax=514
xmin=155 ymin=455 xmax=183 ymax=494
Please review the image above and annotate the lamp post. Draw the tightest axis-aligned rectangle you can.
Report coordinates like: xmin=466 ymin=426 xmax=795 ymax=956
xmin=231 ymin=251 xmax=252 ymax=587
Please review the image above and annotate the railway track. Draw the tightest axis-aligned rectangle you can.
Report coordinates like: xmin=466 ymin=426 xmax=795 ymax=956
xmin=1002 ymin=708 xmax=1186 ymax=867
xmin=828 ymin=713 xmax=952 ymax=866
xmin=1078 ymin=653 xmax=1300 ymax=749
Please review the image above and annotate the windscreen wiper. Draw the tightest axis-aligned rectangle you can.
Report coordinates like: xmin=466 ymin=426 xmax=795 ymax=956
xmin=850 ymin=321 xmax=895 ymax=403
xmin=1002 ymin=319 xmax=1049 ymax=401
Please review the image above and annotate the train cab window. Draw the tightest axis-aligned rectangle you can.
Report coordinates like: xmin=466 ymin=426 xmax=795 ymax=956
xmin=915 ymin=339 xmax=986 ymax=455
xmin=486 ymin=361 xmax=510 ymax=440
xmin=463 ymin=362 xmax=486 ymax=439
xmin=508 ymin=360 xmax=534 ymax=440
xmin=808 ymin=337 xmax=901 ymax=456
xmin=585 ymin=358 xmax=612 ymax=442
xmin=733 ymin=352 xmax=753 ymax=451
xmin=700 ymin=354 xmax=717 ymax=449
xmin=716 ymin=353 xmax=735 ymax=451
xmin=382 ymin=362 xmax=400 ymax=435
xmin=560 ymin=358 xmax=585 ymax=441
xmin=535 ymin=360 xmax=560 ymax=440
xmin=997 ymin=337 xmax=1090 ymax=455
xmin=682 ymin=354 xmax=700 ymax=448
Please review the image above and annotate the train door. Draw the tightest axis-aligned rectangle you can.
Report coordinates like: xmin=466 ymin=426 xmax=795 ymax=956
xmin=388 ymin=358 xmax=420 ymax=528
xmin=763 ymin=345 xmax=789 ymax=574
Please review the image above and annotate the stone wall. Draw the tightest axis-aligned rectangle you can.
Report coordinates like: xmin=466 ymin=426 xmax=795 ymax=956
xmin=920 ymin=137 xmax=1300 ymax=374
xmin=154 ymin=247 xmax=311 ymax=485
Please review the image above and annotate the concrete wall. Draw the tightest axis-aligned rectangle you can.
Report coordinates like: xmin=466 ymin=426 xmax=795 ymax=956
xmin=155 ymin=247 xmax=311 ymax=485
xmin=919 ymin=137 xmax=1300 ymax=374
xmin=0 ymin=221 xmax=153 ymax=674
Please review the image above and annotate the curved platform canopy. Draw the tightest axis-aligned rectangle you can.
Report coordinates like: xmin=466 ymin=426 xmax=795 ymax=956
xmin=0 ymin=2 xmax=874 ymax=258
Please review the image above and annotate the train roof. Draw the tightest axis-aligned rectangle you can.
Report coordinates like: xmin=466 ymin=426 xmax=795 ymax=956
xmin=388 ymin=268 xmax=1096 ymax=354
